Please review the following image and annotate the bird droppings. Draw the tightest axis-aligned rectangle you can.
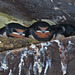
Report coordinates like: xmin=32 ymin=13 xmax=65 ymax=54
xmin=0 ymin=62 xmax=8 ymax=71
xmin=54 ymin=6 xmax=60 ymax=10
xmin=68 ymin=3 xmax=72 ymax=5
xmin=32 ymin=42 xmax=52 ymax=75
xmin=59 ymin=40 xmax=74 ymax=75
xmin=0 ymin=52 xmax=11 ymax=71
xmin=44 ymin=57 xmax=51 ymax=75
xmin=51 ymin=40 xmax=60 ymax=46
xmin=18 ymin=42 xmax=52 ymax=75
xmin=51 ymin=0 xmax=54 ymax=3
xmin=51 ymin=40 xmax=74 ymax=75
xmin=30 ymin=44 xmax=36 ymax=49
xmin=61 ymin=62 xmax=67 ymax=75
xmin=18 ymin=48 xmax=28 ymax=75
xmin=8 ymin=69 xmax=12 ymax=75
xmin=0 ymin=37 xmax=75 ymax=75
xmin=0 ymin=41 xmax=2 ymax=43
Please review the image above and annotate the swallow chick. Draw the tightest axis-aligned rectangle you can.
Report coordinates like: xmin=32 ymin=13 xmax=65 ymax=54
xmin=0 ymin=23 xmax=29 ymax=38
xmin=29 ymin=21 xmax=54 ymax=41
xmin=52 ymin=23 xmax=75 ymax=40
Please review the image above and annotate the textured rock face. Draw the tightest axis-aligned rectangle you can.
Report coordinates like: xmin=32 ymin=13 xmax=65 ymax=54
xmin=0 ymin=36 xmax=75 ymax=75
xmin=60 ymin=37 xmax=75 ymax=75
xmin=0 ymin=0 xmax=75 ymax=24
xmin=0 ymin=41 xmax=62 ymax=75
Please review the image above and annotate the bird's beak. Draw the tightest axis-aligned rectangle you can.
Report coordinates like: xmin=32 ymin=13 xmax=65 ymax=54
xmin=41 ymin=30 xmax=46 ymax=33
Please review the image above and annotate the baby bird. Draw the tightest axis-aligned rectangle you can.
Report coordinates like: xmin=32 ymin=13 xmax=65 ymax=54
xmin=52 ymin=23 xmax=75 ymax=40
xmin=0 ymin=23 xmax=29 ymax=38
xmin=29 ymin=21 xmax=54 ymax=41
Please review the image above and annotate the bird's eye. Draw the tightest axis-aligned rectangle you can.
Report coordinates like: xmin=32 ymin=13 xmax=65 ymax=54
xmin=35 ymin=26 xmax=40 ymax=30
xmin=12 ymin=28 xmax=17 ymax=32
xmin=46 ymin=27 xmax=50 ymax=30
xmin=37 ymin=26 xmax=40 ymax=30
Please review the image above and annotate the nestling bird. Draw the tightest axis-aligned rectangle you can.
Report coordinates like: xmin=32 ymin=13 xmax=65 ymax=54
xmin=0 ymin=23 xmax=29 ymax=38
xmin=29 ymin=21 xmax=54 ymax=41
xmin=52 ymin=23 xmax=75 ymax=40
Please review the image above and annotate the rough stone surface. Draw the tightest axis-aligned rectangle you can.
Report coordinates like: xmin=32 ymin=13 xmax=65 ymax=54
xmin=60 ymin=36 xmax=75 ymax=75
xmin=0 ymin=36 xmax=75 ymax=75
xmin=0 ymin=0 xmax=75 ymax=24
xmin=0 ymin=41 xmax=62 ymax=75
